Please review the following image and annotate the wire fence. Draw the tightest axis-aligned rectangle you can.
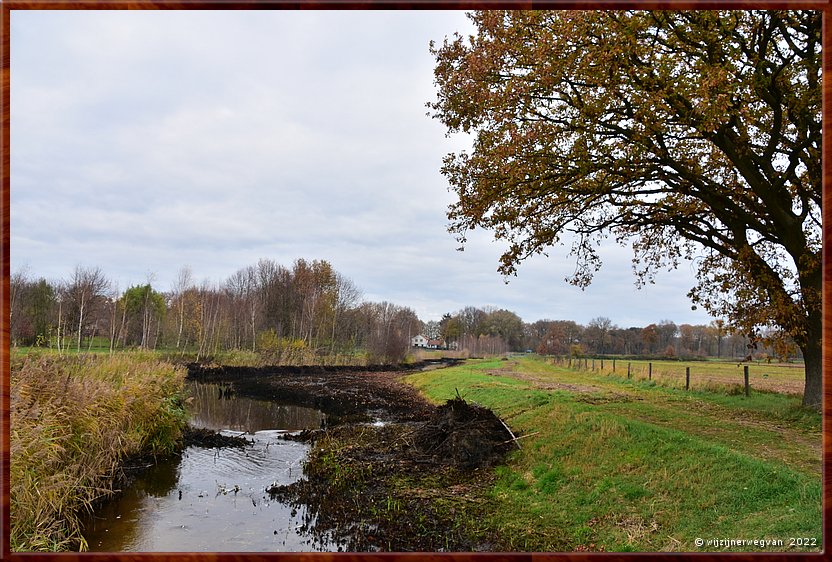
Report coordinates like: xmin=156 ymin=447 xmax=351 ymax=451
xmin=544 ymin=355 xmax=805 ymax=396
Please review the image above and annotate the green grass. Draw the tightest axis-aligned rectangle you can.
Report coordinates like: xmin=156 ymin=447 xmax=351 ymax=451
xmin=560 ymin=356 xmax=806 ymax=395
xmin=404 ymin=356 xmax=821 ymax=552
xmin=10 ymin=351 xmax=188 ymax=552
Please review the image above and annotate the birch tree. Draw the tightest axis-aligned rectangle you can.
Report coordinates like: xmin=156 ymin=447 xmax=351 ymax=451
xmin=66 ymin=266 xmax=109 ymax=351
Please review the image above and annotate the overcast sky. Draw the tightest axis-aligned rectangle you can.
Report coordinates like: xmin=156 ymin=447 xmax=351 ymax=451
xmin=11 ymin=9 xmax=715 ymax=328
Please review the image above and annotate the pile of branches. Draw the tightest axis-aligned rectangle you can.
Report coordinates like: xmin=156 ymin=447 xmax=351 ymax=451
xmin=412 ymin=396 xmax=516 ymax=469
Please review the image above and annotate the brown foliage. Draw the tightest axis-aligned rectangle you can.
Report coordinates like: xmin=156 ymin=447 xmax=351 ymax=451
xmin=430 ymin=10 xmax=821 ymax=406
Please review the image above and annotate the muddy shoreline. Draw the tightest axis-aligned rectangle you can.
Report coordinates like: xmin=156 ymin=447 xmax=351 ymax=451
xmin=185 ymin=361 xmax=512 ymax=551
xmin=186 ymin=362 xmax=451 ymax=424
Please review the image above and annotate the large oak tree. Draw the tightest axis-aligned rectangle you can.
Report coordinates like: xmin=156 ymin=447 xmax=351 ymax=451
xmin=430 ymin=10 xmax=821 ymax=407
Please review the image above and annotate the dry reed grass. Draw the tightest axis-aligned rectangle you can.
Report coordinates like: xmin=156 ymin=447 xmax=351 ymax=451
xmin=10 ymin=352 xmax=187 ymax=552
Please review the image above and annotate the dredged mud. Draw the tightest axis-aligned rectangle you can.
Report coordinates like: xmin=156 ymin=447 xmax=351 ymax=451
xmin=186 ymin=362 xmax=515 ymax=551
xmin=187 ymin=364 xmax=445 ymax=425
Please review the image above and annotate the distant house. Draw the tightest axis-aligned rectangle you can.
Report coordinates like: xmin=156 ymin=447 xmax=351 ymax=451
xmin=411 ymin=334 xmax=428 ymax=348
xmin=427 ymin=339 xmax=446 ymax=349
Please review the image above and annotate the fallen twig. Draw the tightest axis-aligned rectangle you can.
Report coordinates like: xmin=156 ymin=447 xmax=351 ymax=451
xmin=501 ymin=431 xmax=540 ymax=446
xmin=496 ymin=417 xmax=522 ymax=449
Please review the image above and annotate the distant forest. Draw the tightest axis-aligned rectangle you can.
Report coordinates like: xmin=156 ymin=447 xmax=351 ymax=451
xmin=10 ymin=259 xmax=799 ymax=364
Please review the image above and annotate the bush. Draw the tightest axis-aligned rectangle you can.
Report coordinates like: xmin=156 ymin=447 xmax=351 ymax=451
xmin=255 ymin=330 xmax=314 ymax=365
xmin=10 ymin=352 xmax=187 ymax=551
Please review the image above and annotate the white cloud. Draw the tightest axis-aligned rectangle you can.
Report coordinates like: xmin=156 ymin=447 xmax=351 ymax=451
xmin=11 ymin=9 xmax=713 ymax=327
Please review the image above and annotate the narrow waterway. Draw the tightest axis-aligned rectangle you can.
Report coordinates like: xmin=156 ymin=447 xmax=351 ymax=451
xmin=81 ymin=382 xmax=340 ymax=552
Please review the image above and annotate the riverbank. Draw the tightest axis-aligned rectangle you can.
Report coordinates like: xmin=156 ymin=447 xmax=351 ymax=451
xmin=185 ymin=363 xmax=443 ymax=424
xmin=188 ymin=363 xmax=516 ymax=551
xmin=21 ymin=354 xmax=818 ymax=552
xmin=404 ymin=356 xmax=822 ymax=551
xmin=10 ymin=352 xmax=188 ymax=551
xmin=210 ymin=356 xmax=820 ymax=552
xmin=269 ymin=417 xmax=509 ymax=551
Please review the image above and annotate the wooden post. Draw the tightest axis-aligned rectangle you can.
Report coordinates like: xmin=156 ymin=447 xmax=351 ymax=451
xmin=744 ymin=365 xmax=750 ymax=397
xmin=686 ymin=367 xmax=690 ymax=390
xmin=592 ymin=359 xmax=595 ymax=371
xmin=601 ymin=359 xmax=604 ymax=370
xmin=648 ymin=362 xmax=652 ymax=380
xmin=584 ymin=358 xmax=588 ymax=370
xmin=627 ymin=362 xmax=631 ymax=379
xmin=613 ymin=359 xmax=616 ymax=373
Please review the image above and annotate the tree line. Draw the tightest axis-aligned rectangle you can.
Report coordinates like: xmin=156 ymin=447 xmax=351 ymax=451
xmin=11 ymin=261 xmax=798 ymax=365
xmin=9 ymin=260 xmax=420 ymax=364
xmin=432 ymin=308 xmax=798 ymax=363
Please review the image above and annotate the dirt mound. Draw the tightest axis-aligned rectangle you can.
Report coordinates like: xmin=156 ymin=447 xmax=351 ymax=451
xmin=413 ymin=397 xmax=516 ymax=469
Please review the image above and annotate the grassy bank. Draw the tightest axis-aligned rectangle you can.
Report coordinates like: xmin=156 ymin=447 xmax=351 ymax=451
xmin=10 ymin=351 xmax=188 ymax=551
xmin=404 ymin=356 xmax=821 ymax=552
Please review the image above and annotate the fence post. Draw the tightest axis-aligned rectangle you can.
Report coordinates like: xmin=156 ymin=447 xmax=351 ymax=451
xmin=648 ymin=362 xmax=652 ymax=380
xmin=601 ymin=359 xmax=604 ymax=370
xmin=744 ymin=365 xmax=750 ymax=397
xmin=592 ymin=359 xmax=595 ymax=371
xmin=627 ymin=362 xmax=631 ymax=379
xmin=613 ymin=359 xmax=616 ymax=373
xmin=686 ymin=367 xmax=690 ymax=390
xmin=584 ymin=358 xmax=588 ymax=370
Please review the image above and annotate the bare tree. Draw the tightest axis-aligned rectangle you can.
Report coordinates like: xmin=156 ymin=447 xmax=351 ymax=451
xmin=225 ymin=265 xmax=260 ymax=351
xmin=10 ymin=266 xmax=29 ymax=346
xmin=107 ymin=283 xmax=120 ymax=353
xmin=171 ymin=266 xmax=193 ymax=350
xmin=585 ymin=317 xmax=614 ymax=355
xmin=330 ymin=272 xmax=361 ymax=355
xmin=66 ymin=266 xmax=109 ymax=351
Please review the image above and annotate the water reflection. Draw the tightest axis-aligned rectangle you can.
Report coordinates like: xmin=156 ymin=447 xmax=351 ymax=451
xmin=81 ymin=381 xmax=337 ymax=552
xmin=187 ymin=382 xmax=326 ymax=433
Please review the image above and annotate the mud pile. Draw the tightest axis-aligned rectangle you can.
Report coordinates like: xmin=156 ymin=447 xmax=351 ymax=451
xmin=412 ymin=397 xmax=516 ymax=469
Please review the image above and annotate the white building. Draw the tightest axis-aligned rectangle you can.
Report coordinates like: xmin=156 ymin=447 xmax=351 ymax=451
xmin=411 ymin=334 xmax=428 ymax=348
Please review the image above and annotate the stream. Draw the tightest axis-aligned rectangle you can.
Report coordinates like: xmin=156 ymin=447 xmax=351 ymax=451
xmin=81 ymin=381 xmax=341 ymax=552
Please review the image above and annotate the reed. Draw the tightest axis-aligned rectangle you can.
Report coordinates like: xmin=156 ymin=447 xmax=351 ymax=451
xmin=10 ymin=352 xmax=187 ymax=551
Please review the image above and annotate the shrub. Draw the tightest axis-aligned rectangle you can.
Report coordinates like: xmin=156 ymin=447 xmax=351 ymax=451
xmin=10 ymin=352 xmax=187 ymax=551
xmin=255 ymin=330 xmax=314 ymax=365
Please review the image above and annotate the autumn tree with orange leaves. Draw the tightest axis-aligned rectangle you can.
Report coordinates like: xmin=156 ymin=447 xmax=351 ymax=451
xmin=430 ymin=10 xmax=821 ymax=407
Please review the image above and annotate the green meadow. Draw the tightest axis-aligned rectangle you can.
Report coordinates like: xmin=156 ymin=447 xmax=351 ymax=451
xmin=404 ymin=356 xmax=821 ymax=552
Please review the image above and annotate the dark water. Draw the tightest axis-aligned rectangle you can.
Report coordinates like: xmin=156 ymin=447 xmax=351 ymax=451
xmin=186 ymin=381 xmax=325 ymax=433
xmin=81 ymin=382 xmax=337 ymax=552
